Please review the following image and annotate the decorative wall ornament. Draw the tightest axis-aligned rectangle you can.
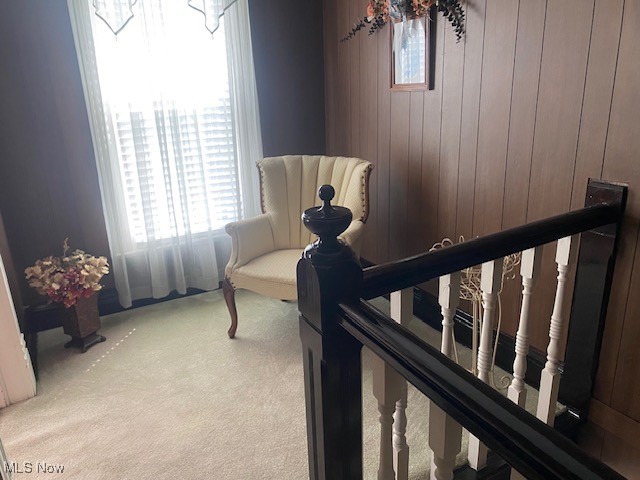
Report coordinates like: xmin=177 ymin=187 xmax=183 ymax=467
xmin=342 ymin=0 xmax=465 ymax=42
xmin=91 ymin=0 xmax=239 ymax=35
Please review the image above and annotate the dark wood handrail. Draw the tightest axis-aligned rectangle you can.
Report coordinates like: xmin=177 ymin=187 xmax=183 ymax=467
xmin=362 ymin=202 xmax=620 ymax=299
xmin=338 ymin=299 xmax=625 ymax=480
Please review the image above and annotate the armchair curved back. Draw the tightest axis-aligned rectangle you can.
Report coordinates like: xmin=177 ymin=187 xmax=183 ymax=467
xmin=257 ymin=156 xmax=373 ymax=250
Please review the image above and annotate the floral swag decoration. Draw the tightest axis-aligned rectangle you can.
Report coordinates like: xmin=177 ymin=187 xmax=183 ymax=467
xmin=25 ymin=239 xmax=110 ymax=308
xmin=343 ymin=0 xmax=465 ymax=42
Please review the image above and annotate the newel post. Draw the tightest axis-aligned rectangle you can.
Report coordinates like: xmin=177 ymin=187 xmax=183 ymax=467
xmin=298 ymin=185 xmax=364 ymax=480
xmin=559 ymin=179 xmax=627 ymax=421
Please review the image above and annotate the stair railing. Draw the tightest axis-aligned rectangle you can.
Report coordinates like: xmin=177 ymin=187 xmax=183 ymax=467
xmin=297 ymin=180 xmax=626 ymax=480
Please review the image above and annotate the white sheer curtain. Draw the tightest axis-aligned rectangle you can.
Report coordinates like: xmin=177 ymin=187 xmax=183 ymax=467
xmin=68 ymin=0 xmax=262 ymax=308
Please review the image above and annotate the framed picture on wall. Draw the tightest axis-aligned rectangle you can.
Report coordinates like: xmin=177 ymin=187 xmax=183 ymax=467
xmin=390 ymin=9 xmax=436 ymax=91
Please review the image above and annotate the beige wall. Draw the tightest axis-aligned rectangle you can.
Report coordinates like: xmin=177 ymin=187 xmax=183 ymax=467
xmin=0 ymin=1 xmax=112 ymax=305
xmin=323 ymin=0 xmax=640 ymax=426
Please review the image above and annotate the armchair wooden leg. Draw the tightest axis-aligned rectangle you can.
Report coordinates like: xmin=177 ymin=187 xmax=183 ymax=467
xmin=222 ymin=277 xmax=238 ymax=339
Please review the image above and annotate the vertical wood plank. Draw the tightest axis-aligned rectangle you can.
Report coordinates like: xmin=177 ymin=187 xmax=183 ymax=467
xmin=389 ymin=92 xmax=410 ymax=260
xmin=407 ymin=91 xmax=424 ymax=255
xmin=335 ymin=0 xmax=351 ymax=155
xmin=471 ymin=0 xmax=519 ymax=238
xmin=420 ymin=14 xmax=445 ymax=253
xmin=349 ymin=0 xmax=362 ymax=158
xmin=437 ymin=22 xmax=465 ymax=243
xmin=501 ymin=0 xmax=546 ymax=230
xmin=455 ymin=0 xmax=486 ymax=240
xmin=358 ymin=0 xmax=379 ymax=261
xmin=377 ymin=22 xmax=392 ymax=263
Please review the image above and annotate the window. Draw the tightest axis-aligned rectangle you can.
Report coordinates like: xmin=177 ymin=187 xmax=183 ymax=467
xmin=70 ymin=0 xmax=262 ymax=306
xmin=90 ymin=0 xmax=241 ymax=243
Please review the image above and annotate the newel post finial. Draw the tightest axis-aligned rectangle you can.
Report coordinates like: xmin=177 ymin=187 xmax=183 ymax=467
xmin=301 ymin=184 xmax=355 ymax=260
xmin=297 ymin=184 xmax=364 ymax=480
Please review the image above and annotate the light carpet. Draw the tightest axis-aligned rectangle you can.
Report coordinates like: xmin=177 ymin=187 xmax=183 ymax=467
xmin=0 ymin=291 xmax=550 ymax=479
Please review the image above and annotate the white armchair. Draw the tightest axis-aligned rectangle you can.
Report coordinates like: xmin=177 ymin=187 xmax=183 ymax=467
xmin=223 ymin=155 xmax=373 ymax=338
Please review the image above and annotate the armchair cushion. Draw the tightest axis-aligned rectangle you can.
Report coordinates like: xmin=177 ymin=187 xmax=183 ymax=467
xmin=231 ymin=249 xmax=301 ymax=301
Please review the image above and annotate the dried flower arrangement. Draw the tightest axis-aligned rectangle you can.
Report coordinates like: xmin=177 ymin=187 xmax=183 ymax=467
xmin=343 ymin=0 xmax=465 ymax=42
xmin=25 ymin=239 xmax=110 ymax=308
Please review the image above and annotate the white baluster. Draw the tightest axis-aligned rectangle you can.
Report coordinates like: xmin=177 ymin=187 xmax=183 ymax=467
xmin=508 ymin=247 xmax=543 ymax=407
xmin=372 ymin=355 xmax=398 ymax=480
xmin=468 ymin=260 xmax=503 ymax=470
xmin=507 ymin=248 xmax=542 ymax=480
xmin=393 ymin=380 xmax=409 ymax=480
xmin=391 ymin=289 xmax=412 ymax=480
xmin=537 ymin=236 xmax=577 ymax=425
xmin=372 ymin=289 xmax=412 ymax=480
xmin=439 ymin=272 xmax=461 ymax=359
xmin=429 ymin=273 xmax=463 ymax=480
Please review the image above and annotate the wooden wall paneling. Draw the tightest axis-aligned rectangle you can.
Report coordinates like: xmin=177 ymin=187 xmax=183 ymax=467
xmin=349 ymin=0 xmax=363 ymax=159
xmin=600 ymin=230 xmax=639 ymax=406
xmin=611 ymin=233 xmax=640 ymax=419
xmin=407 ymin=91 xmax=425 ymax=255
xmin=456 ymin=0 xmax=487 ymax=244
xmin=567 ymin=0 xmax=626 ymax=404
xmin=600 ymin=0 xmax=640 ymax=417
xmin=526 ymin=0 xmax=595 ymax=223
xmin=358 ymin=3 xmax=379 ymax=262
xmin=498 ymin=0 xmax=547 ymax=337
xmin=524 ymin=0 xmax=595 ymax=351
xmin=323 ymin=0 xmax=338 ymax=156
xmin=454 ymin=0 xmax=487 ymax=241
xmin=436 ymin=23 xmax=465 ymax=244
xmin=600 ymin=431 xmax=640 ymax=480
xmin=324 ymin=0 xmax=640 ymax=433
xmin=471 ymin=0 xmax=519 ymax=238
xmin=569 ymin=0 xmax=624 ymax=210
xmin=376 ymin=22 xmax=392 ymax=263
xmin=420 ymin=16 xmax=445 ymax=255
xmin=388 ymin=91 xmax=411 ymax=260
xmin=590 ymin=398 xmax=640 ymax=449
xmin=501 ymin=0 xmax=546 ymax=231
xmin=335 ymin=0 xmax=351 ymax=156
xmin=469 ymin=0 xmax=520 ymax=335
